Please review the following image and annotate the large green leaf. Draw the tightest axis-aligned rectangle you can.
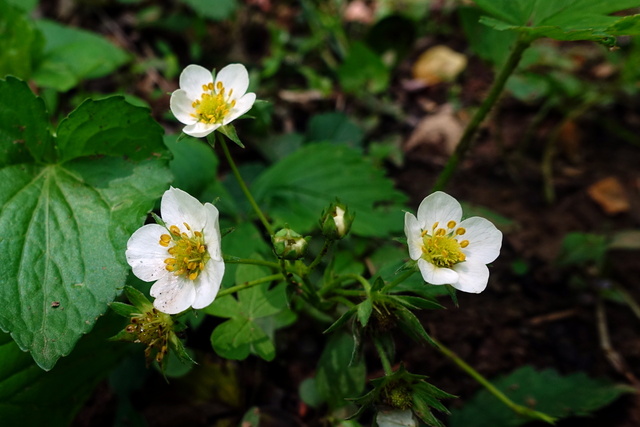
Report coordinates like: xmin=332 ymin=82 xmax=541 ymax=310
xmin=0 ymin=314 xmax=128 ymax=426
xmin=449 ymin=366 xmax=635 ymax=426
xmin=32 ymin=19 xmax=130 ymax=92
xmin=0 ymin=77 xmax=171 ymax=370
xmin=0 ymin=0 xmax=43 ymax=81
xmin=474 ymin=0 xmax=640 ymax=44
xmin=252 ymin=143 xmax=407 ymax=237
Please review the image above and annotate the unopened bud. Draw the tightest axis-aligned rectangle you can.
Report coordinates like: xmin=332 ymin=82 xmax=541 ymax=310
xmin=272 ymin=227 xmax=309 ymax=260
xmin=320 ymin=202 xmax=354 ymax=240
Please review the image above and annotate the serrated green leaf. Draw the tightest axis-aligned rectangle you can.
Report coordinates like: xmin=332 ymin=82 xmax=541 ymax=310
xmin=0 ymin=0 xmax=44 ymax=80
xmin=55 ymin=96 xmax=166 ymax=162
xmin=315 ymin=332 xmax=366 ymax=410
xmin=252 ymin=143 xmax=407 ymax=237
xmin=306 ymin=112 xmax=364 ymax=148
xmin=475 ymin=0 xmax=640 ymax=45
xmin=0 ymin=313 xmax=127 ymax=426
xmin=32 ymin=19 xmax=130 ymax=92
xmin=0 ymin=77 xmax=52 ymax=165
xmin=449 ymin=366 xmax=635 ymax=427
xmin=0 ymin=79 xmax=171 ymax=370
xmin=210 ymin=316 xmax=275 ymax=361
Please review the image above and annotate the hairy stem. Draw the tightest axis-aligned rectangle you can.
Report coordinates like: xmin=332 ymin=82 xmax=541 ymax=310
xmin=432 ymin=36 xmax=532 ymax=192
xmin=217 ymin=134 xmax=274 ymax=235
xmin=433 ymin=338 xmax=556 ymax=424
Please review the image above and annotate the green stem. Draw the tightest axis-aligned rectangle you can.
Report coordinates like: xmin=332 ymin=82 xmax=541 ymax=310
xmin=374 ymin=337 xmax=393 ymax=376
xmin=217 ymin=134 xmax=274 ymax=235
xmin=307 ymin=239 xmax=333 ymax=273
xmin=433 ymin=338 xmax=556 ymax=424
xmin=217 ymin=274 xmax=285 ymax=298
xmin=380 ymin=269 xmax=416 ymax=294
xmin=223 ymin=255 xmax=281 ymax=270
xmin=431 ymin=35 xmax=532 ymax=192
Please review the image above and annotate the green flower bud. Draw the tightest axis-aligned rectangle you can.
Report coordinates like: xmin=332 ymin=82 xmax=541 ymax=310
xmin=320 ymin=202 xmax=354 ymax=240
xmin=272 ymin=227 xmax=309 ymax=260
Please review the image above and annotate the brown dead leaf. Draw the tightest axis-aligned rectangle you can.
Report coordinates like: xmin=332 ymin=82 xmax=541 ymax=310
xmin=404 ymin=104 xmax=464 ymax=162
xmin=411 ymin=45 xmax=467 ymax=86
xmin=587 ymin=176 xmax=630 ymax=215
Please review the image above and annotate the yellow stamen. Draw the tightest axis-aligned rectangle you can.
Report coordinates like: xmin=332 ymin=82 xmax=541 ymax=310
xmin=447 ymin=220 xmax=456 ymax=228
xmin=456 ymin=228 xmax=466 ymax=235
xmin=460 ymin=240 xmax=469 ymax=248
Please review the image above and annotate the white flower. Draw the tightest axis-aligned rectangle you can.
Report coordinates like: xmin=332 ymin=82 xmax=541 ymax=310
xmin=170 ymin=63 xmax=256 ymax=138
xmin=404 ymin=191 xmax=502 ymax=293
xmin=126 ymin=187 xmax=225 ymax=314
xmin=376 ymin=409 xmax=417 ymax=427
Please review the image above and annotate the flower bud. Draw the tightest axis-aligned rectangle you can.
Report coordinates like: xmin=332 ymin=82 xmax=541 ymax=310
xmin=272 ymin=227 xmax=309 ymax=260
xmin=320 ymin=202 xmax=354 ymax=240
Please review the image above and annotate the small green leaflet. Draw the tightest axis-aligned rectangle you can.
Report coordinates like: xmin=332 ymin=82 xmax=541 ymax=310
xmin=205 ymin=261 xmax=292 ymax=361
xmin=0 ymin=77 xmax=171 ymax=370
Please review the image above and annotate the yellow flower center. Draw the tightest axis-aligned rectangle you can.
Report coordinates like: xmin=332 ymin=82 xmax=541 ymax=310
xmin=159 ymin=223 xmax=210 ymax=281
xmin=191 ymin=81 xmax=237 ymax=125
xmin=421 ymin=220 xmax=469 ymax=268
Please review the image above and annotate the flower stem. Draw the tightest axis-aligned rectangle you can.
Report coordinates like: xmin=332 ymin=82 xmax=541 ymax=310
xmin=217 ymin=274 xmax=284 ymax=298
xmin=431 ymin=35 xmax=532 ymax=192
xmin=216 ymin=134 xmax=274 ymax=235
xmin=380 ymin=269 xmax=416 ymax=294
xmin=374 ymin=337 xmax=393 ymax=376
xmin=223 ymin=255 xmax=281 ymax=270
xmin=433 ymin=337 xmax=556 ymax=424
xmin=307 ymin=239 xmax=333 ymax=272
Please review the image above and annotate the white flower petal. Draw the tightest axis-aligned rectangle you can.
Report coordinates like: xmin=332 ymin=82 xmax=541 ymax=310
xmin=404 ymin=212 xmax=423 ymax=261
xmin=216 ymin=63 xmax=250 ymax=98
xmin=417 ymin=259 xmax=458 ymax=285
xmin=182 ymin=122 xmax=218 ymax=138
xmin=459 ymin=216 xmax=502 ymax=264
xmin=150 ymin=275 xmax=196 ymax=314
xmin=416 ymin=191 xmax=462 ymax=231
xmin=126 ymin=224 xmax=171 ymax=282
xmin=170 ymin=89 xmax=197 ymax=125
xmin=222 ymin=92 xmax=256 ymax=126
xmin=202 ymin=203 xmax=222 ymax=260
xmin=376 ymin=409 xmax=417 ymax=427
xmin=161 ymin=187 xmax=208 ymax=231
xmin=179 ymin=64 xmax=213 ymax=99
xmin=452 ymin=260 xmax=490 ymax=293
xmin=191 ymin=258 xmax=225 ymax=309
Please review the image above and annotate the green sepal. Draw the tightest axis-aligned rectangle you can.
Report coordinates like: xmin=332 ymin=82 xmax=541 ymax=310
xmin=218 ymin=124 xmax=245 ymax=148
xmin=444 ymin=284 xmax=458 ymax=307
xmin=356 ymin=298 xmax=373 ymax=327
xmin=151 ymin=211 xmax=166 ymax=228
xmin=387 ymin=295 xmax=443 ymax=311
xmin=394 ymin=305 xmax=437 ymax=347
xmin=108 ymin=301 xmax=139 ymax=318
xmin=324 ymin=305 xmax=358 ymax=334
xmin=123 ymin=285 xmax=154 ymax=311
